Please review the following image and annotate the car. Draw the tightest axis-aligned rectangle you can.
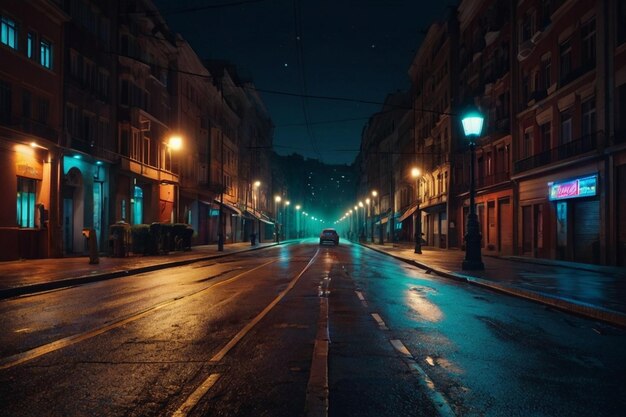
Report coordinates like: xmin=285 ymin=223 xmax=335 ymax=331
xmin=319 ymin=228 xmax=339 ymax=246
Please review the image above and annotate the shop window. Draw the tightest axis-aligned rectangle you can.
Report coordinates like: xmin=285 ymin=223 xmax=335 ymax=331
xmin=1 ymin=16 xmax=17 ymax=50
xmin=17 ymin=177 xmax=37 ymax=228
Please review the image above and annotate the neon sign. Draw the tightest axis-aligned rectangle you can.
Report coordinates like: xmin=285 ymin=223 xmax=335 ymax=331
xmin=548 ymin=175 xmax=597 ymax=201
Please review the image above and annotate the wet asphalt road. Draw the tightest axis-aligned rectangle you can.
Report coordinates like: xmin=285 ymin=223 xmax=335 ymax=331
xmin=0 ymin=241 xmax=625 ymax=417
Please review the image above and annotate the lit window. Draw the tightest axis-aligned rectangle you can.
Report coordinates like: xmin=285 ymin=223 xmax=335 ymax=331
xmin=133 ymin=186 xmax=143 ymax=224
xmin=27 ymin=32 xmax=34 ymax=58
xmin=40 ymin=39 xmax=52 ymax=69
xmin=1 ymin=16 xmax=17 ymax=49
xmin=17 ymin=177 xmax=36 ymax=228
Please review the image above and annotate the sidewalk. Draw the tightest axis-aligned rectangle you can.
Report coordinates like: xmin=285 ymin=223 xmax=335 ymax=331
xmin=361 ymin=241 xmax=626 ymax=328
xmin=0 ymin=241 xmax=278 ymax=300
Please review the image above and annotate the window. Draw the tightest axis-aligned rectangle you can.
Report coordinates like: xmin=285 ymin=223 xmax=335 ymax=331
xmin=559 ymin=39 xmax=572 ymax=83
xmin=540 ymin=122 xmax=551 ymax=152
xmin=70 ymin=50 xmax=79 ymax=79
xmin=581 ymin=97 xmax=596 ymax=137
xmin=132 ymin=186 xmax=143 ymax=225
xmin=17 ymin=177 xmax=36 ymax=228
xmin=522 ymin=129 xmax=533 ymax=158
xmin=619 ymin=1 xmax=626 ymax=45
xmin=541 ymin=56 xmax=551 ymax=89
xmin=0 ymin=79 xmax=11 ymax=122
xmin=39 ymin=39 xmax=52 ymax=69
xmin=22 ymin=90 xmax=31 ymax=119
xmin=82 ymin=112 xmax=95 ymax=144
xmin=37 ymin=98 xmax=49 ymax=124
xmin=560 ymin=112 xmax=572 ymax=144
xmin=27 ymin=32 xmax=35 ymax=58
xmin=581 ymin=18 xmax=596 ymax=64
xmin=130 ymin=129 xmax=141 ymax=160
xmin=66 ymin=104 xmax=77 ymax=136
xmin=1 ymin=16 xmax=18 ymax=49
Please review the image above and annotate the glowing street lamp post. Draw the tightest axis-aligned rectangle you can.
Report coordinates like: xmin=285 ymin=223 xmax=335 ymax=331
xmin=274 ymin=195 xmax=281 ymax=243
xmin=295 ymin=205 xmax=301 ymax=237
xmin=461 ymin=108 xmax=485 ymax=270
xmin=365 ymin=198 xmax=371 ymax=241
xmin=411 ymin=167 xmax=422 ymax=254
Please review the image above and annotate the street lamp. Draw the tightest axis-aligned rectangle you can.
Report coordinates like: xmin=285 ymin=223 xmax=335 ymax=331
xmin=253 ymin=181 xmax=261 ymax=241
xmin=284 ymin=200 xmax=290 ymax=240
xmin=295 ymin=205 xmax=301 ymax=238
xmin=274 ymin=195 xmax=281 ymax=243
xmin=358 ymin=201 xmax=364 ymax=240
xmin=411 ymin=167 xmax=422 ymax=254
xmin=372 ymin=190 xmax=382 ymax=244
xmin=165 ymin=135 xmax=183 ymax=224
xmin=365 ymin=198 xmax=370 ymax=241
xmin=461 ymin=107 xmax=485 ymax=270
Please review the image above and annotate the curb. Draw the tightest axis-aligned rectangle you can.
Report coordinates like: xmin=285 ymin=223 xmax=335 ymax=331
xmin=361 ymin=243 xmax=626 ymax=328
xmin=0 ymin=242 xmax=280 ymax=300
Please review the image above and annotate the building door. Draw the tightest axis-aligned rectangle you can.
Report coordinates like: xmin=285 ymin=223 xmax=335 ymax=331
xmin=534 ymin=204 xmax=544 ymax=257
xmin=573 ymin=199 xmax=600 ymax=264
xmin=522 ymin=205 xmax=532 ymax=255
xmin=63 ymin=197 xmax=73 ymax=254
xmin=556 ymin=201 xmax=568 ymax=260
xmin=498 ymin=198 xmax=513 ymax=255
xmin=487 ymin=201 xmax=496 ymax=250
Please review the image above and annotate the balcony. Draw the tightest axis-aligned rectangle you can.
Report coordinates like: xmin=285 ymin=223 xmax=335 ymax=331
xmin=514 ymin=132 xmax=600 ymax=173
xmin=475 ymin=171 xmax=510 ymax=188
xmin=14 ymin=117 xmax=58 ymax=141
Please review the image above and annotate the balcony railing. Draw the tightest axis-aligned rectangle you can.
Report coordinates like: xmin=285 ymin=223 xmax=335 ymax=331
xmin=15 ymin=117 xmax=58 ymax=141
xmin=475 ymin=171 xmax=510 ymax=188
xmin=514 ymin=132 xmax=600 ymax=173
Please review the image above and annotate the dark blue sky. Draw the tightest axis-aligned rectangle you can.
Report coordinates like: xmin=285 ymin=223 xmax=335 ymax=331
xmin=153 ymin=0 xmax=451 ymax=165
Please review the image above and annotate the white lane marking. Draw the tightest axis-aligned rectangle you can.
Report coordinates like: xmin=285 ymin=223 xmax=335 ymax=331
xmin=390 ymin=339 xmax=412 ymax=357
xmin=371 ymin=313 xmax=389 ymax=330
xmin=389 ymin=339 xmax=456 ymax=417
xmin=210 ymin=248 xmax=320 ymax=363
xmin=305 ymin=297 xmax=329 ymax=417
xmin=172 ymin=249 xmax=321 ymax=416
xmin=355 ymin=291 xmax=368 ymax=307
xmin=171 ymin=373 xmax=221 ymax=417
xmin=0 ymin=259 xmax=277 ymax=371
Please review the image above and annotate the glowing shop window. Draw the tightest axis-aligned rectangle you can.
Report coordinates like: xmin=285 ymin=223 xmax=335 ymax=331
xmin=133 ymin=186 xmax=143 ymax=224
xmin=17 ymin=177 xmax=36 ymax=228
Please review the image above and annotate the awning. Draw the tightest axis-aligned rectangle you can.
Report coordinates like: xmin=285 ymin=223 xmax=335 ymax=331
xmin=398 ymin=204 xmax=418 ymax=222
xmin=259 ymin=217 xmax=274 ymax=225
xmin=214 ymin=199 xmax=242 ymax=216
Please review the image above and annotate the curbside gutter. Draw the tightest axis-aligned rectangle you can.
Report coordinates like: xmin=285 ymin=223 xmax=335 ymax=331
xmin=360 ymin=243 xmax=626 ymax=328
xmin=0 ymin=242 xmax=280 ymax=301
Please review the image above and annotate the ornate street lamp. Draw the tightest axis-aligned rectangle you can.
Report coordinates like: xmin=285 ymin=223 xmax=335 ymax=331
xmin=461 ymin=108 xmax=485 ymax=270
xmin=411 ymin=167 xmax=422 ymax=254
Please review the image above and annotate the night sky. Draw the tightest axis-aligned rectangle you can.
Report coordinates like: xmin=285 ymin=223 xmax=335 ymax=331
xmin=153 ymin=0 xmax=452 ymax=165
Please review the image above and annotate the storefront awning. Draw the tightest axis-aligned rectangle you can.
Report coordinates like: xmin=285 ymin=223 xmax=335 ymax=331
xmin=214 ymin=199 xmax=242 ymax=216
xmin=398 ymin=204 xmax=418 ymax=222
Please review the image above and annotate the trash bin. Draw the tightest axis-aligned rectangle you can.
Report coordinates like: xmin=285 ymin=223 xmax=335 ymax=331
xmin=109 ymin=222 xmax=131 ymax=257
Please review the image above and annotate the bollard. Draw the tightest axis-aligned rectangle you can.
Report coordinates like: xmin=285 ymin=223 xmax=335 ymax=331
xmin=83 ymin=228 xmax=99 ymax=264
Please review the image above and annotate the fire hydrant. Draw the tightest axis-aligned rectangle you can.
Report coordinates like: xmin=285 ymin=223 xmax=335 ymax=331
xmin=82 ymin=228 xmax=99 ymax=264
